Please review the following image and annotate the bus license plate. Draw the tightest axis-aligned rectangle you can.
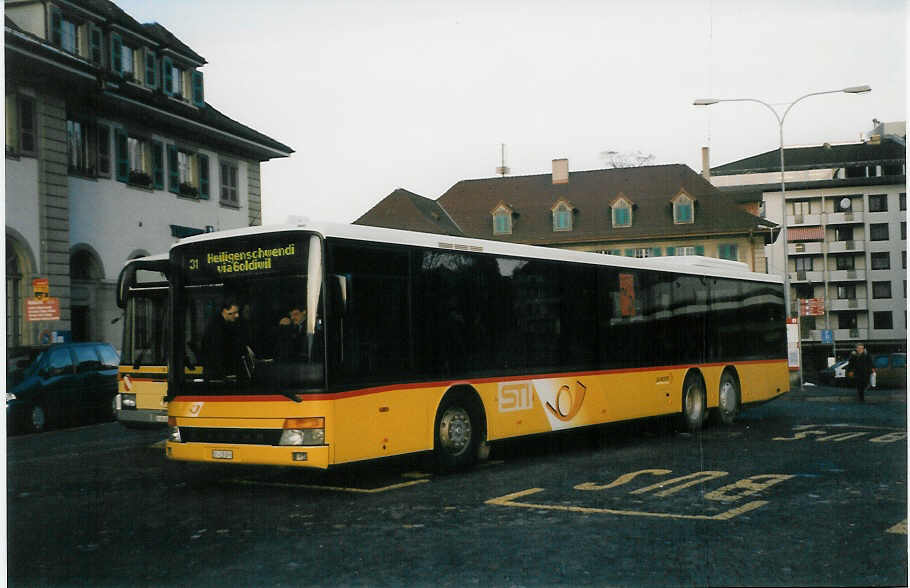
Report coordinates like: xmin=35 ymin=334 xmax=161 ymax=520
xmin=212 ymin=449 xmax=233 ymax=460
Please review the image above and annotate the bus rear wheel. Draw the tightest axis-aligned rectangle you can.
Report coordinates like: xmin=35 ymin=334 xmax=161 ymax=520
xmin=711 ymin=372 xmax=740 ymax=426
xmin=681 ymin=374 xmax=707 ymax=432
xmin=434 ymin=396 xmax=479 ymax=471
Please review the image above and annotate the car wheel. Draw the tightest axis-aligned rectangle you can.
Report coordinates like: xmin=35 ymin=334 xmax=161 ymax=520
xmin=28 ymin=404 xmax=48 ymax=434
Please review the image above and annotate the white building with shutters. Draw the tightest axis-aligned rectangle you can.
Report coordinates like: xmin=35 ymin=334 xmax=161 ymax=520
xmin=5 ymin=0 xmax=293 ymax=350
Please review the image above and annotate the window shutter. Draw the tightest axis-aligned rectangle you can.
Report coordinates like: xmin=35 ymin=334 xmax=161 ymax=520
xmin=695 ymin=245 xmax=705 ymax=256
xmin=89 ymin=26 xmax=102 ymax=65
xmin=162 ymin=56 xmax=173 ymax=96
xmin=665 ymin=246 xmax=676 ymax=256
xmin=651 ymin=247 xmax=661 ymax=257
xmin=198 ymin=153 xmax=209 ymax=199
xmin=191 ymin=70 xmax=204 ymax=107
xmin=624 ymin=249 xmax=634 ymax=257
xmin=96 ymin=124 xmax=110 ymax=177
xmin=114 ymin=128 xmax=129 ymax=182
xmin=145 ymin=50 xmax=158 ymax=89
xmin=110 ymin=33 xmax=122 ymax=76
xmin=151 ymin=141 xmax=164 ymax=189
xmin=50 ymin=6 xmax=63 ymax=47
xmin=167 ymin=144 xmax=179 ymax=193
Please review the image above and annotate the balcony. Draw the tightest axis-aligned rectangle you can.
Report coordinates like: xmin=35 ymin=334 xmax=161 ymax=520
xmin=827 ymin=211 xmax=864 ymax=224
xmin=787 ymin=241 xmax=822 ymax=256
xmin=827 ymin=240 xmax=865 ymax=254
xmin=833 ymin=328 xmax=868 ymax=341
xmin=787 ymin=214 xmax=822 ymax=226
xmin=828 ymin=269 xmax=866 ymax=282
xmin=790 ymin=270 xmax=824 ymax=283
xmin=829 ymin=298 xmax=867 ymax=312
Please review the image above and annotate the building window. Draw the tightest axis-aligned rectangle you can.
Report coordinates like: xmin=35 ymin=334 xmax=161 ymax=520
xmin=868 ymin=194 xmax=888 ymax=212
xmin=835 ymin=255 xmax=855 ymax=271
xmin=872 ymin=281 xmax=892 ymax=299
xmin=50 ymin=7 xmax=83 ymax=56
xmin=839 ymin=312 xmax=858 ymax=329
xmin=634 ymin=248 xmax=651 ymax=258
xmin=6 ymin=94 xmax=37 ymax=157
xmin=552 ymin=201 xmax=573 ymax=232
xmin=114 ymin=129 xmax=154 ymax=187
xmin=492 ymin=205 xmax=512 ymax=236
xmin=900 ymin=193 xmax=906 ymax=211
xmin=612 ymin=199 xmax=632 ymax=228
xmin=66 ymin=119 xmax=97 ymax=176
xmin=794 ymin=257 xmax=813 ymax=272
xmin=870 ymin=252 xmax=891 ymax=270
xmin=795 ymin=285 xmax=814 ymax=299
xmin=869 ymin=223 xmax=889 ymax=241
xmin=837 ymin=285 xmax=856 ymax=300
xmin=902 ymin=222 xmax=906 ymax=240
xmin=835 ymin=226 xmax=854 ymax=241
xmin=790 ymin=200 xmax=811 ymax=216
xmin=167 ymin=146 xmax=209 ymax=199
xmin=675 ymin=246 xmax=697 ymax=256
xmin=97 ymin=124 xmax=110 ymax=177
xmin=220 ymin=161 xmax=239 ymax=206
xmin=903 ymin=251 xmax=906 ymax=270
xmin=162 ymin=57 xmax=185 ymax=99
xmin=673 ymin=194 xmax=694 ymax=224
xmin=873 ymin=311 xmax=893 ymax=330
xmin=718 ymin=244 xmax=738 ymax=261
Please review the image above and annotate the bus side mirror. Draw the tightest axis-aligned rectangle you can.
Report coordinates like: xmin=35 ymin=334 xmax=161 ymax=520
xmin=329 ymin=274 xmax=350 ymax=316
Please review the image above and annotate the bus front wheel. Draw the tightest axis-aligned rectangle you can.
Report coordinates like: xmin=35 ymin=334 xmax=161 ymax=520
xmin=434 ymin=395 xmax=480 ymax=471
xmin=681 ymin=374 xmax=707 ymax=432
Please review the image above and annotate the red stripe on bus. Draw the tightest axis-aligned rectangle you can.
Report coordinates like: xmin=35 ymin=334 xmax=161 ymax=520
xmin=171 ymin=358 xmax=786 ymax=403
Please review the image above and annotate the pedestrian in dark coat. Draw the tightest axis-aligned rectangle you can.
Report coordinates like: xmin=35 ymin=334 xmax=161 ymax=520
xmin=847 ymin=343 xmax=875 ymax=402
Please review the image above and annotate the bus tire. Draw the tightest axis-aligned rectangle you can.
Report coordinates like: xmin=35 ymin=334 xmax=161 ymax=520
xmin=711 ymin=371 xmax=740 ymax=426
xmin=681 ymin=373 xmax=707 ymax=432
xmin=433 ymin=393 xmax=481 ymax=471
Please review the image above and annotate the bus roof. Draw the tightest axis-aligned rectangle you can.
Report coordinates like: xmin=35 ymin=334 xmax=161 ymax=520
xmin=171 ymin=220 xmax=782 ymax=284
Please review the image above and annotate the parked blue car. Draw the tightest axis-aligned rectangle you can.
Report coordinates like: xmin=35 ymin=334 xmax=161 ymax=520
xmin=6 ymin=342 xmax=119 ymax=434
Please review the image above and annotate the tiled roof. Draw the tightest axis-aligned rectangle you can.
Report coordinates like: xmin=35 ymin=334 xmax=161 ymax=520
xmin=436 ymin=164 xmax=775 ymax=245
xmin=354 ymin=189 xmax=465 ymax=236
xmin=711 ymin=138 xmax=905 ymax=176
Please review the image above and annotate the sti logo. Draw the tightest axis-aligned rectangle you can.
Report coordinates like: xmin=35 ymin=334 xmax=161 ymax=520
xmin=498 ymin=383 xmax=534 ymax=412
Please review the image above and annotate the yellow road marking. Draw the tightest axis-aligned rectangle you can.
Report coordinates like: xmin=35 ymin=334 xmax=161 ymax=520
xmin=485 ymin=488 xmax=767 ymax=521
xmin=887 ymin=520 xmax=907 ymax=535
xmin=228 ymin=478 xmax=430 ymax=494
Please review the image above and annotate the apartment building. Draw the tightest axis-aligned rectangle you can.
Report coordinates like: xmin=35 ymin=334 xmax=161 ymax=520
xmin=5 ymin=0 xmax=293 ymax=349
xmin=709 ymin=122 xmax=906 ymax=372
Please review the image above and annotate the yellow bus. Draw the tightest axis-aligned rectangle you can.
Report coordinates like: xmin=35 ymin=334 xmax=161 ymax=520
xmin=165 ymin=222 xmax=789 ymax=470
xmin=115 ymin=255 xmax=170 ymax=428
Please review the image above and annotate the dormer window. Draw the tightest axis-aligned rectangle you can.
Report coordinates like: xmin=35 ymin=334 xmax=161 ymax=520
xmin=672 ymin=191 xmax=695 ymax=224
xmin=491 ymin=202 xmax=514 ymax=235
xmin=162 ymin=56 xmax=205 ymax=106
xmin=611 ymin=195 xmax=633 ymax=228
xmin=50 ymin=6 xmax=83 ymax=56
xmin=552 ymin=200 xmax=574 ymax=232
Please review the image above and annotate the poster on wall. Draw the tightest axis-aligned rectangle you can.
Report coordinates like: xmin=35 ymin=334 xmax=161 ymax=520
xmin=25 ymin=297 xmax=60 ymax=322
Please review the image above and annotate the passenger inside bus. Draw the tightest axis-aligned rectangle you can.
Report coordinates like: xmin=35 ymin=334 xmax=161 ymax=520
xmin=200 ymin=299 xmax=247 ymax=380
xmin=276 ymin=306 xmax=307 ymax=360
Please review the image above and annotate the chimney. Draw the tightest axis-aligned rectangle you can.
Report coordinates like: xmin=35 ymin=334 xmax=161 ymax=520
xmin=552 ymin=158 xmax=569 ymax=184
xmin=701 ymin=147 xmax=711 ymax=180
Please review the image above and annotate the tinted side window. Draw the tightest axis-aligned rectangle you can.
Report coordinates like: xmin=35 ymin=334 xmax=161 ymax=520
xmin=874 ymin=355 xmax=890 ymax=369
xmin=73 ymin=345 xmax=101 ymax=373
xmin=327 ymin=241 xmax=411 ymax=386
xmin=46 ymin=348 xmax=74 ymax=376
xmin=97 ymin=345 xmax=119 ymax=369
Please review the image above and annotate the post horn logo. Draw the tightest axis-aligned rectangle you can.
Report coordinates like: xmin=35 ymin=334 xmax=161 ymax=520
xmin=545 ymin=381 xmax=587 ymax=421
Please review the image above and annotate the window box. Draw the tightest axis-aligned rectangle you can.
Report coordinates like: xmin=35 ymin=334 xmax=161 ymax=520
xmin=128 ymin=170 xmax=152 ymax=187
xmin=179 ymin=182 xmax=199 ymax=198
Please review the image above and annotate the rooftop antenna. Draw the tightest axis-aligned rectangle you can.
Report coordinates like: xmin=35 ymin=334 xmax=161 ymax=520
xmin=496 ymin=143 xmax=510 ymax=177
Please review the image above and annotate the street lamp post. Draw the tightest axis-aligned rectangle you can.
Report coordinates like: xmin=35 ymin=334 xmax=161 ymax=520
xmin=693 ymin=85 xmax=871 ymax=387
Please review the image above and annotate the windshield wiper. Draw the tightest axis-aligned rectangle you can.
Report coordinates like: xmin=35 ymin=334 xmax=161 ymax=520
xmin=280 ymin=390 xmax=302 ymax=403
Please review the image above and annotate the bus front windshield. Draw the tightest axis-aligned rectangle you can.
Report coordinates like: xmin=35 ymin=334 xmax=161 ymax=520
xmin=175 ymin=234 xmax=324 ymax=397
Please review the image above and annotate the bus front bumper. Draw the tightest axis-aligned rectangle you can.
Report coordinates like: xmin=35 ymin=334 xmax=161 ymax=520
xmin=165 ymin=441 xmax=331 ymax=469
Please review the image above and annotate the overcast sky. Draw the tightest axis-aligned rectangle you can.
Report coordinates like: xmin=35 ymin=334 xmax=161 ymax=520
xmin=117 ymin=0 xmax=907 ymax=226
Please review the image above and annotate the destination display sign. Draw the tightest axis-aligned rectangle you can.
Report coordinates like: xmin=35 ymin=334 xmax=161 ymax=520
xmin=182 ymin=240 xmax=304 ymax=282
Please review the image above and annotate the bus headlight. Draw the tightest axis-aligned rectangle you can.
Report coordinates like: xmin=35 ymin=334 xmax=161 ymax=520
xmin=168 ymin=417 xmax=181 ymax=443
xmin=280 ymin=417 xmax=325 ymax=446
xmin=120 ymin=393 xmax=136 ymax=409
